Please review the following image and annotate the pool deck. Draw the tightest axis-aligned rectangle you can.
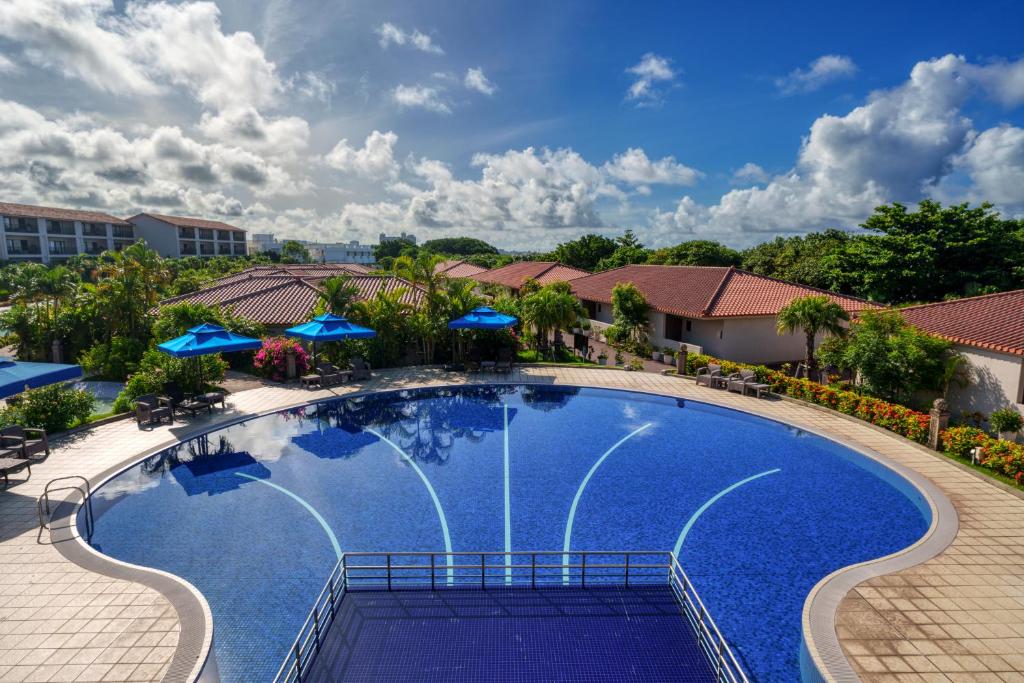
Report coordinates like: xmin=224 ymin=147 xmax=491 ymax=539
xmin=1 ymin=366 xmax=1022 ymax=682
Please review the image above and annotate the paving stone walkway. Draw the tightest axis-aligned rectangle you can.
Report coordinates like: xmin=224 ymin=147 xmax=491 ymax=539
xmin=0 ymin=366 xmax=1022 ymax=682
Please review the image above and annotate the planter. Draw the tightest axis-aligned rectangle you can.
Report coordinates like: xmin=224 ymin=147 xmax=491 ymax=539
xmin=597 ymin=357 xmax=608 ymax=366
xmin=651 ymin=352 xmax=662 ymax=362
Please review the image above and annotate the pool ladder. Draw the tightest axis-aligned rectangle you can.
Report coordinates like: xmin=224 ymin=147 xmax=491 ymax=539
xmin=37 ymin=475 xmax=94 ymax=542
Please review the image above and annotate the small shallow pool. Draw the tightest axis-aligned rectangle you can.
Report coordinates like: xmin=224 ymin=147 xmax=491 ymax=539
xmin=83 ymin=385 xmax=929 ymax=681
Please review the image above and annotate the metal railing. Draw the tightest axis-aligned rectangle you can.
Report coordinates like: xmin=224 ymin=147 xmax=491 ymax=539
xmin=37 ymin=475 xmax=94 ymax=542
xmin=272 ymin=550 xmax=748 ymax=683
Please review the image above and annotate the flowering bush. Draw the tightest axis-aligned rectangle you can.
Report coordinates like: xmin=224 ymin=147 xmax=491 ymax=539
xmin=253 ymin=337 xmax=309 ymax=382
xmin=941 ymin=426 xmax=1024 ymax=485
xmin=682 ymin=353 xmax=931 ymax=444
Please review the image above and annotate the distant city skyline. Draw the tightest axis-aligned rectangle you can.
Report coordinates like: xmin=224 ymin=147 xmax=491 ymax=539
xmin=0 ymin=0 xmax=1022 ymax=249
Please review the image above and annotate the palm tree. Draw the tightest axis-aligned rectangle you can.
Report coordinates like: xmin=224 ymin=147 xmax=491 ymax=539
xmin=318 ymin=275 xmax=360 ymax=316
xmin=392 ymin=252 xmax=447 ymax=362
xmin=441 ymin=278 xmax=484 ymax=361
xmin=521 ymin=285 xmax=583 ymax=356
xmin=350 ymin=288 xmax=412 ymax=367
xmin=776 ymin=294 xmax=849 ymax=374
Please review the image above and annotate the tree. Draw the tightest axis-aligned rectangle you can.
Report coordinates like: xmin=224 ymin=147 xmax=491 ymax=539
xmin=816 ymin=310 xmax=952 ymax=404
xmin=318 ymin=275 xmax=360 ymax=316
xmin=520 ymin=284 xmax=583 ymax=353
xmin=349 ymin=288 xmax=413 ymax=368
xmin=775 ymin=295 xmax=849 ymax=374
xmin=421 ymin=237 xmax=498 ymax=256
xmin=549 ymin=234 xmax=618 ymax=271
xmin=648 ymin=240 xmax=742 ymax=267
xmin=392 ymin=252 xmax=447 ymax=362
xmin=605 ymin=282 xmax=649 ymax=351
xmin=595 ymin=231 xmax=649 ymax=272
xmin=373 ymin=238 xmax=418 ymax=262
xmin=280 ymin=240 xmax=310 ymax=264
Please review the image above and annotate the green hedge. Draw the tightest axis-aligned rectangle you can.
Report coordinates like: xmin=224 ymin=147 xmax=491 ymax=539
xmin=0 ymin=384 xmax=94 ymax=433
xmin=682 ymin=353 xmax=931 ymax=444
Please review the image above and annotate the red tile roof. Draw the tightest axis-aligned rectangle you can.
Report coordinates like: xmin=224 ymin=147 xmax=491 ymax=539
xmin=129 ymin=212 xmax=245 ymax=232
xmin=473 ymin=261 xmax=590 ymax=289
xmin=900 ymin=290 xmax=1024 ymax=357
xmin=160 ymin=267 xmax=422 ymax=326
xmin=0 ymin=201 xmax=131 ymax=225
xmin=434 ymin=259 xmax=490 ymax=278
xmin=571 ymin=265 xmax=878 ymax=318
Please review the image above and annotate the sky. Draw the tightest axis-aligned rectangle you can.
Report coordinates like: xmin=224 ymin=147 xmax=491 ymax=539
xmin=0 ymin=0 xmax=1022 ymax=250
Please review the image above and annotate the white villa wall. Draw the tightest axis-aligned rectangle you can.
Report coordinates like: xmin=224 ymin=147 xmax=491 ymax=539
xmin=948 ymin=345 xmax=1024 ymax=420
xmin=129 ymin=215 xmax=181 ymax=257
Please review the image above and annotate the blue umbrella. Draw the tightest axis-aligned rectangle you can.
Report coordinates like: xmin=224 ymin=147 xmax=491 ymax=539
xmin=0 ymin=358 xmax=82 ymax=400
xmin=448 ymin=306 xmax=518 ymax=330
xmin=158 ymin=323 xmax=262 ymax=358
xmin=158 ymin=323 xmax=261 ymax=392
xmin=285 ymin=314 xmax=376 ymax=366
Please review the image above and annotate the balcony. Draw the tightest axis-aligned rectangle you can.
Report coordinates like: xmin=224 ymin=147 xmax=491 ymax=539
xmin=233 ymin=243 xmax=247 ymax=256
xmin=83 ymin=223 xmax=108 ymax=237
xmin=113 ymin=226 xmax=134 ymax=239
xmin=180 ymin=242 xmax=197 ymax=255
xmin=47 ymin=239 xmax=78 ymax=256
xmin=46 ymin=220 xmax=76 ymax=236
xmin=6 ymin=239 xmax=41 ymax=256
xmin=199 ymin=241 xmax=215 ymax=256
xmin=199 ymin=228 xmax=214 ymax=241
xmin=217 ymin=230 xmax=231 ymax=241
xmin=178 ymin=227 xmax=196 ymax=239
xmin=3 ymin=218 xmax=39 ymax=234
xmin=85 ymin=241 xmax=108 ymax=255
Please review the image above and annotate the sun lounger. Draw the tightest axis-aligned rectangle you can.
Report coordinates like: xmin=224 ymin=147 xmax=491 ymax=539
xmin=0 ymin=426 xmax=49 ymax=461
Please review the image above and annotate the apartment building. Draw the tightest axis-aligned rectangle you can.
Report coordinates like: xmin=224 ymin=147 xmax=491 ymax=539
xmin=128 ymin=213 xmax=247 ymax=258
xmin=0 ymin=202 xmax=137 ymax=264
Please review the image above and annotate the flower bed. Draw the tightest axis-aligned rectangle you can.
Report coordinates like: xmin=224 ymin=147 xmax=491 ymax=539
xmin=254 ymin=337 xmax=310 ymax=382
xmin=682 ymin=352 xmax=931 ymax=444
xmin=940 ymin=426 xmax=1024 ymax=485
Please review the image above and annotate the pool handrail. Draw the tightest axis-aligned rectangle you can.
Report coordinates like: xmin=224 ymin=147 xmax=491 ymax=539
xmin=271 ymin=550 xmax=749 ymax=683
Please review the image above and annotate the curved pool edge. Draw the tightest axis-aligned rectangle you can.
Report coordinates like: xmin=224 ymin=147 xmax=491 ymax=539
xmin=60 ymin=380 xmax=958 ymax=683
xmin=798 ymin=447 xmax=958 ymax=682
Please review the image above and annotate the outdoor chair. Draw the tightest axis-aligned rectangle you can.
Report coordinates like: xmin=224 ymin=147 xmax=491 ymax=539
xmin=695 ymin=363 xmax=724 ymax=388
xmin=495 ymin=347 xmax=514 ymax=373
xmin=317 ymin=363 xmax=346 ymax=387
xmin=135 ymin=394 xmax=174 ymax=427
xmin=466 ymin=350 xmax=482 ymax=373
xmin=349 ymin=357 xmax=372 ymax=381
xmin=163 ymin=382 xmax=186 ymax=412
xmin=0 ymin=452 xmax=30 ymax=488
xmin=727 ymin=369 xmax=757 ymax=394
xmin=0 ymin=426 xmax=49 ymax=461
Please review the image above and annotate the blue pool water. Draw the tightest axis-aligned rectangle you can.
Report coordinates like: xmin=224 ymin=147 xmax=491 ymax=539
xmin=83 ymin=385 xmax=930 ymax=682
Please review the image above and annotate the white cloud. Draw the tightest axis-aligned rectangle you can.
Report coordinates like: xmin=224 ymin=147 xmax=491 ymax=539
xmin=731 ymin=162 xmax=770 ymax=184
xmin=464 ymin=67 xmax=497 ymax=96
xmin=654 ymin=54 xmax=1024 ymax=240
xmin=288 ymin=71 xmax=336 ymax=107
xmin=392 ymin=84 xmax=451 ymax=114
xmin=0 ymin=0 xmax=284 ymax=112
xmin=374 ymin=22 xmax=443 ymax=55
xmin=0 ymin=54 xmax=18 ymax=73
xmin=603 ymin=148 xmax=701 ymax=188
xmin=775 ymin=55 xmax=858 ymax=95
xmin=198 ymin=108 xmax=310 ymax=156
xmin=323 ymin=130 xmax=400 ymax=180
xmin=626 ymin=53 xmax=677 ymax=105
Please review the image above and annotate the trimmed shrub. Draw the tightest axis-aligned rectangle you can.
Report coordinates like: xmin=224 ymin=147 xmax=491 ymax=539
xmin=941 ymin=426 xmax=1024 ymax=485
xmin=0 ymin=383 xmax=93 ymax=433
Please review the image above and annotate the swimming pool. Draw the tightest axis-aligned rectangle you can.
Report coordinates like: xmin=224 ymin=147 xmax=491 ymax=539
xmin=82 ymin=385 xmax=930 ymax=681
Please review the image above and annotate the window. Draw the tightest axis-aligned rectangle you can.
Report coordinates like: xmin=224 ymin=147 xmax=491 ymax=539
xmin=83 ymin=222 xmax=106 ymax=237
xmin=597 ymin=303 xmax=602 ymax=313
xmin=113 ymin=226 xmax=133 ymax=238
xmin=180 ymin=242 xmax=196 ymax=255
xmin=178 ymin=226 xmax=195 ymax=239
xmin=582 ymin=300 xmax=598 ymax=319
xmin=46 ymin=220 xmax=74 ymax=235
xmin=199 ymin=228 xmax=214 ymax=240
xmin=719 ymin=329 xmax=723 ymax=339
xmin=5 ymin=216 xmax=37 ymax=232
xmin=48 ymin=239 xmax=76 ymax=255
xmin=200 ymin=241 xmax=214 ymax=255
xmin=217 ymin=230 xmax=231 ymax=241
xmin=7 ymin=238 xmax=39 ymax=255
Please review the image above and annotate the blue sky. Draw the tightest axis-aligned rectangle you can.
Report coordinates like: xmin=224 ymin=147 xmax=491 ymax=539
xmin=0 ymin=0 xmax=1022 ymax=248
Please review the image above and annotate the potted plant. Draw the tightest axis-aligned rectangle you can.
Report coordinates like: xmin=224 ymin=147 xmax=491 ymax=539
xmin=597 ymin=351 xmax=608 ymax=366
xmin=989 ymin=407 xmax=1023 ymax=441
xmin=662 ymin=347 xmax=675 ymax=364
xmin=614 ymin=350 xmax=624 ymax=366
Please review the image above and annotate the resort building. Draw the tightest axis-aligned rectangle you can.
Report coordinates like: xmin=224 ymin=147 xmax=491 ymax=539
xmin=433 ymin=259 xmax=490 ymax=279
xmin=901 ymin=290 xmax=1024 ymax=419
xmin=472 ymin=260 xmax=591 ymax=294
xmin=571 ymin=264 xmax=879 ymax=364
xmin=0 ymin=201 xmax=137 ymax=263
xmin=247 ymin=232 xmax=278 ymax=254
xmin=379 ymin=231 xmax=416 ymax=245
xmin=159 ymin=263 xmax=415 ymax=331
xmin=305 ymin=240 xmax=376 ymax=265
xmin=127 ymin=212 xmax=248 ymax=258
